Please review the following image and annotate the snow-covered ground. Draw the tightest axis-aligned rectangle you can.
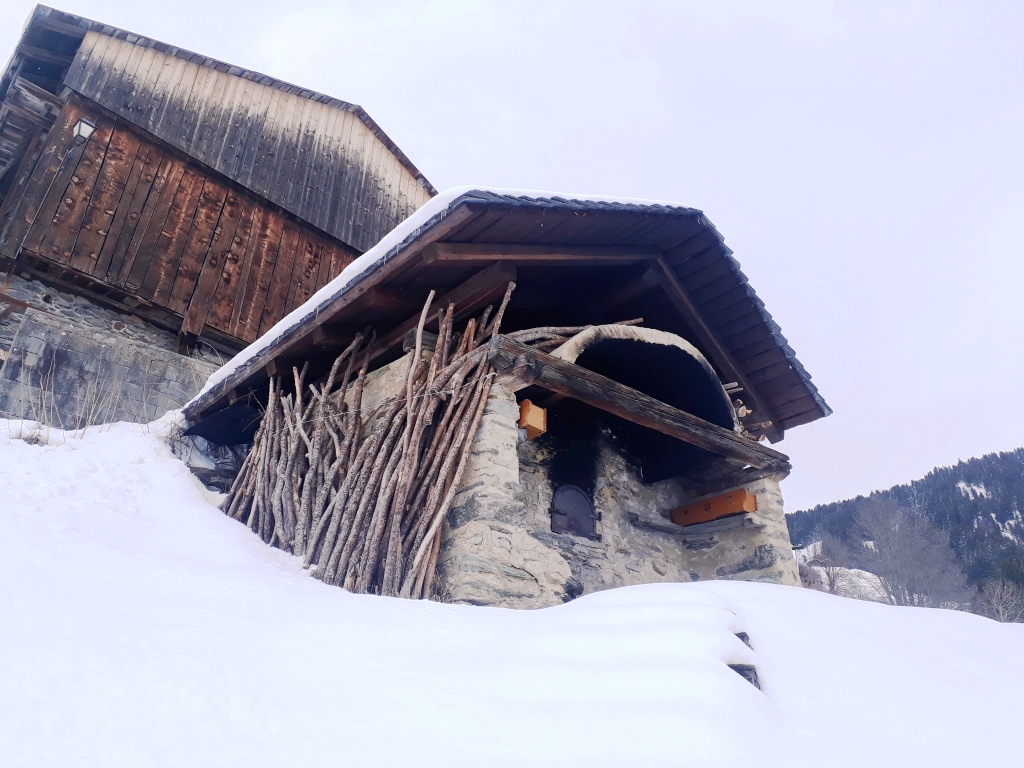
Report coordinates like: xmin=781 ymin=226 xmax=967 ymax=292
xmin=2 ymin=420 xmax=1021 ymax=768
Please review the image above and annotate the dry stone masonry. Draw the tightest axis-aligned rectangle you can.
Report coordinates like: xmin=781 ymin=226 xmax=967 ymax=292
xmin=0 ymin=272 xmax=219 ymax=426
xmin=357 ymin=353 xmax=801 ymax=609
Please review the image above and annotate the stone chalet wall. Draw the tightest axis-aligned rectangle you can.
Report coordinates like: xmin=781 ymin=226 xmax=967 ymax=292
xmin=0 ymin=272 xmax=219 ymax=426
xmin=436 ymin=385 xmax=800 ymax=608
xmin=358 ymin=351 xmax=800 ymax=609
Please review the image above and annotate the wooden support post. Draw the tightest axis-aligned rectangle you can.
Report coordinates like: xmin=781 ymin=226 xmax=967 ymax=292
xmin=488 ymin=335 xmax=790 ymax=471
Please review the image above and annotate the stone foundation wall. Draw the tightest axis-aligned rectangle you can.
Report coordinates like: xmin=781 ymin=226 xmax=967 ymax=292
xmin=0 ymin=272 xmax=223 ymax=365
xmin=0 ymin=271 xmax=220 ymax=425
xmin=436 ymin=385 xmax=800 ymax=609
xmin=351 ymin=352 xmax=801 ymax=609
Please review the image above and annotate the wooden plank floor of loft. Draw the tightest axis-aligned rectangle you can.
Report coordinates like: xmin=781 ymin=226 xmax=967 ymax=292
xmin=487 ymin=335 xmax=790 ymax=473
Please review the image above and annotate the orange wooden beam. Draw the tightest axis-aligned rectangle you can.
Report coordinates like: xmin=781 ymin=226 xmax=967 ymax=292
xmin=670 ymin=489 xmax=756 ymax=527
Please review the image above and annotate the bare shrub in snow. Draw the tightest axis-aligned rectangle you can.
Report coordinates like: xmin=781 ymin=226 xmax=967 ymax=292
xmin=979 ymin=579 xmax=1024 ymax=622
xmin=810 ymin=530 xmax=853 ymax=596
xmin=853 ymin=499 xmax=971 ymax=608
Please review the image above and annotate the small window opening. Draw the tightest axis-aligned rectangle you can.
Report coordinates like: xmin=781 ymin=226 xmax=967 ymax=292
xmin=551 ymin=484 xmax=599 ymax=540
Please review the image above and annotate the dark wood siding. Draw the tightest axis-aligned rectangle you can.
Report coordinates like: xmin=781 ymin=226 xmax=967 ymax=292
xmin=64 ymin=31 xmax=434 ymax=253
xmin=0 ymin=94 xmax=358 ymax=345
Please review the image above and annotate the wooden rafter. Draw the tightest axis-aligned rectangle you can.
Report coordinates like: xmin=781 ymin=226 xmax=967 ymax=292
xmin=422 ymin=242 xmax=661 ymax=267
xmin=487 ymin=335 xmax=790 ymax=471
xmin=651 ymin=257 xmax=783 ymax=442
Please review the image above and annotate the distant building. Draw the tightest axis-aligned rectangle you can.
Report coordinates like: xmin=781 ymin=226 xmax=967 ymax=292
xmin=0 ymin=5 xmax=433 ymax=424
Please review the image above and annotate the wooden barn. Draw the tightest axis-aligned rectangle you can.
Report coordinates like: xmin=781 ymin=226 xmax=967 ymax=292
xmin=0 ymin=5 xmax=433 ymax=424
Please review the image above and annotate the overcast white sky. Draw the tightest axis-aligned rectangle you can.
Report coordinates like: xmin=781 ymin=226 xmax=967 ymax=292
xmin=3 ymin=0 xmax=1022 ymax=511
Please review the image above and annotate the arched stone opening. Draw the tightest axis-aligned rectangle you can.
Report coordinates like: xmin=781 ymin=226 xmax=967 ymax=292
xmin=549 ymin=325 xmax=738 ymax=483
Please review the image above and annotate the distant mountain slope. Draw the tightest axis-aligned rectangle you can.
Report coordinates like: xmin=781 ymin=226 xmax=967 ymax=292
xmin=787 ymin=448 xmax=1024 ymax=583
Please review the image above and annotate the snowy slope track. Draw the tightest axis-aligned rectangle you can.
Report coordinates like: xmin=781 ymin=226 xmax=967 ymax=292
xmin=1 ymin=420 xmax=1021 ymax=768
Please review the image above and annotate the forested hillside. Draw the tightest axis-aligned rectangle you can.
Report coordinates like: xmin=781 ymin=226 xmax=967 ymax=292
xmin=788 ymin=448 xmax=1024 ymax=585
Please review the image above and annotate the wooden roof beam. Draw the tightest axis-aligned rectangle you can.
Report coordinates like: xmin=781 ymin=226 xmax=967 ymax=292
xmin=651 ymin=257 xmax=784 ymax=443
xmin=423 ymin=242 xmax=660 ymax=267
xmin=488 ymin=335 xmax=790 ymax=472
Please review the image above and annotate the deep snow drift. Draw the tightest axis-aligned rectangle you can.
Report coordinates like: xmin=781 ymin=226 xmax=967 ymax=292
xmin=1 ymin=419 xmax=1020 ymax=768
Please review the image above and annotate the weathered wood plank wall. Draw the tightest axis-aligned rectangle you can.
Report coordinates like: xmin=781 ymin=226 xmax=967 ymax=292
xmin=64 ymin=31 xmax=433 ymax=253
xmin=0 ymin=94 xmax=359 ymax=344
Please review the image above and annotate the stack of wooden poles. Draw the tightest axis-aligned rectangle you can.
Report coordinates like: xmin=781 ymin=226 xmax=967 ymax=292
xmin=221 ymin=281 xmax=640 ymax=599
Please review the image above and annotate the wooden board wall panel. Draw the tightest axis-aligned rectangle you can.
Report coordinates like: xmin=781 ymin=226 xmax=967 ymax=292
xmin=92 ymin=141 xmax=155 ymax=279
xmin=340 ymin=114 xmax=376 ymax=246
xmin=123 ymin=155 xmax=187 ymax=290
xmin=144 ymin=53 xmax=189 ymax=133
xmin=234 ymin=80 xmax=276 ymax=184
xmin=362 ymin=138 xmax=388 ymax=246
xmin=153 ymin=57 xmax=202 ymax=141
xmin=204 ymin=197 xmax=257 ymax=335
xmin=358 ymin=137 xmax=384 ymax=246
xmin=232 ymin=202 xmax=285 ymax=341
xmin=322 ymin=111 xmax=361 ymax=236
xmin=18 ymin=100 xmax=87 ymax=257
xmin=258 ymin=217 xmax=302 ymax=337
xmin=167 ymin=175 xmax=228 ymax=313
xmin=174 ymin=63 xmax=216 ymax=154
xmin=316 ymin=239 xmax=340 ymax=291
xmin=307 ymin=103 xmax=343 ymax=231
xmin=0 ymin=129 xmax=45 ymax=254
xmin=294 ymin=237 xmax=325 ymax=310
xmin=253 ymin=86 xmax=300 ymax=205
xmin=142 ymin=164 xmax=205 ymax=305
xmin=107 ymin=42 xmax=149 ymax=122
xmin=238 ymin=86 xmax=283 ymax=191
xmin=69 ymin=124 xmax=143 ymax=274
xmin=62 ymin=27 xmax=99 ymax=92
xmin=197 ymin=70 xmax=241 ymax=170
xmin=225 ymin=203 xmax=267 ymax=335
xmin=46 ymin=116 xmax=116 ymax=266
xmin=286 ymin=98 xmax=323 ymax=217
xmin=178 ymin=184 xmax=243 ymax=332
xmin=218 ymin=76 xmax=261 ymax=180
xmin=105 ymin=143 xmax=166 ymax=286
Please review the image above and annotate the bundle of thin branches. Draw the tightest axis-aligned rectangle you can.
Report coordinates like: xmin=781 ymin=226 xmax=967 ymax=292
xmin=220 ymin=284 xmax=514 ymax=599
xmin=221 ymin=290 xmax=643 ymax=600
